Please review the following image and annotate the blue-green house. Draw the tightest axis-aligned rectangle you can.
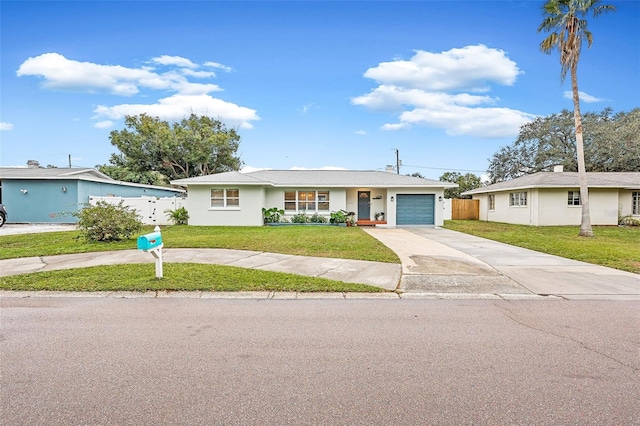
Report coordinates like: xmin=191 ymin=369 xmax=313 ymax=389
xmin=0 ymin=167 xmax=184 ymax=223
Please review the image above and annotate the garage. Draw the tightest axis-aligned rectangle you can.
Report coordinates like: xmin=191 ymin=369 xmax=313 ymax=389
xmin=396 ymin=194 xmax=435 ymax=225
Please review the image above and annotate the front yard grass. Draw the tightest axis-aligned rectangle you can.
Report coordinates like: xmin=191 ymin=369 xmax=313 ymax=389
xmin=0 ymin=263 xmax=384 ymax=292
xmin=444 ymin=220 xmax=640 ymax=274
xmin=0 ymin=225 xmax=400 ymax=263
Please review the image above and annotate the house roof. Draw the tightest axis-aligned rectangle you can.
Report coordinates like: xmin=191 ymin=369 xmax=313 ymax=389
xmin=171 ymin=169 xmax=457 ymax=188
xmin=0 ymin=167 xmax=113 ymax=181
xmin=463 ymin=172 xmax=640 ymax=195
xmin=0 ymin=167 xmax=185 ymax=193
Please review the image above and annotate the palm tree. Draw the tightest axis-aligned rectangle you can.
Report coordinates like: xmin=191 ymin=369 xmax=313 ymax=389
xmin=538 ymin=0 xmax=615 ymax=237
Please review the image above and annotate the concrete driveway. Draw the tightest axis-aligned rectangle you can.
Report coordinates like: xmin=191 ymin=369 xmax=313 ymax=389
xmin=364 ymin=227 xmax=640 ymax=300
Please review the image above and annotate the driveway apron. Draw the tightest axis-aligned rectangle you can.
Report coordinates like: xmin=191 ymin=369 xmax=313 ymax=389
xmin=364 ymin=227 xmax=640 ymax=300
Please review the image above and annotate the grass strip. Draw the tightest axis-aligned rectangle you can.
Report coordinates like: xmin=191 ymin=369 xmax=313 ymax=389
xmin=0 ymin=226 xmax=399 ymax=263
xmin=443 ymin=220 xmax=640 ymax=274
xmin=0 ymin=263 xmax=385 ymax=293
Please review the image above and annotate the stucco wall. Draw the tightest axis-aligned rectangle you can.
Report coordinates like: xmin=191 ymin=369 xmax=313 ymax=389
xmin=186 ymin=185 xmax=265 ymax=226
xmin=475 ymin=188 xmax=624 ymax=226
xmin=618 ymin=190 xmax=639 ymax=218
xmin=2 ymin=179 xmax=182 ymax=223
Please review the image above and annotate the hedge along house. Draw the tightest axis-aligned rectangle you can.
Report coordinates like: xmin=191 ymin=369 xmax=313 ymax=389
xmin=171 ymin=169 xmax=457 ymax=227
xmin=461 ymin=168 xmax=640 ymax=226
xmin=0 ymin=166 xmax=184 ymax=223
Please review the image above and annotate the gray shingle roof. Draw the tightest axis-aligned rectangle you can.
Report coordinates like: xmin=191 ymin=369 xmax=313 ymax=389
xmin=463 ymin=172 xmax=640 ymax=195
xmin=172 ymin=169 xmax=457 ymax=188
xmin=0 ymin=167 xmax=113 ymax=181
xmin=0 ymin=167 xmax=184 ymax=193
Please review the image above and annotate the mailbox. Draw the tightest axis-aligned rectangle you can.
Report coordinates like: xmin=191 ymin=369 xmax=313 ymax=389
xmin=137 ymin=232 xmax=163 ymax=251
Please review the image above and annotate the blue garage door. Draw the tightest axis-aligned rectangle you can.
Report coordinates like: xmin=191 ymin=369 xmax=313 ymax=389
xmin=396 ymin=194 xmax=435 ymax=225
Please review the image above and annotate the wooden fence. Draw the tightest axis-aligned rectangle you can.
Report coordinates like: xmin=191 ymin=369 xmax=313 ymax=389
xmin=451 ymin=199 xmax=479 ymax=220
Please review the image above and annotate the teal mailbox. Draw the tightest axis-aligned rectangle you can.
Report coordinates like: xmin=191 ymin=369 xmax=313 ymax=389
xmin=137 ymin=232 xmax=163 ymax=251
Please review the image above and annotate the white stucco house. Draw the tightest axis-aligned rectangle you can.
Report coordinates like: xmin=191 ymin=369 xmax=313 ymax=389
xmin=171 ymin=169 xmax=457 ymax=227
xmin=462 ymin=170 xmax=640 ymax=226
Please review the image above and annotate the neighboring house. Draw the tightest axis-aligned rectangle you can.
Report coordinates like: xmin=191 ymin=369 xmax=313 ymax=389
xmin=462 ymin=169 xmax=640 ymax=226
xmin=0 ymin=166 xmax=184 ymax=223
xmin=171 ymin=170 xmax=457 ymax=227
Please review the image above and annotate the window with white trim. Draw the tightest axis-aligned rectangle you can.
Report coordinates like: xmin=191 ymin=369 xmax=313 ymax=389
xmin=567 ymin=191 xmax=581 ymax=206
xmin=633 ymin=192 xmax=640 ymax=215
xmin=210 ymin=188 xmax=240 ymax=208
xmin=488 ymin=194 xmax=495 ymax=211
xmin=509 ymin=192 xmax=527 ymax=207
xmin=284 ymin=190 xmax=330 ymax=212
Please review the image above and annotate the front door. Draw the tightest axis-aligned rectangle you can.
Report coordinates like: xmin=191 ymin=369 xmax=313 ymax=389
xmin=358 ymin=191 xmax=371 ymax=220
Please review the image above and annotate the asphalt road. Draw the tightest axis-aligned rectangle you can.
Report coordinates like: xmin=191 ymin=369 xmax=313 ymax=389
xmin=2 ymin=298 xmax=639 ymax=425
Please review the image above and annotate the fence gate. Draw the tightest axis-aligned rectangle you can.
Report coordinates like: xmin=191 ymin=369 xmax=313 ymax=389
xmin=451 ymin=199 xmax=479 ymax=220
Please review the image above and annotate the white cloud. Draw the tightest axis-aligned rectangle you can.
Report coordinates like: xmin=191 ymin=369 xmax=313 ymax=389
xmin=152 ymin=55 xmax=198 ymax=69
xmin=299 ymin=102 xmax=317 ymax=115
xmin=204 ymin=62 xmax=233 ymax=72
xmin=0 ymin=122 xmax=14 ymax=130
xmin=352 ymin=45 xmax=533 ymax=138
xmin=18 ymin=52 xmax=260 ymax=129
xmin=563 ymin=90 xmax=603 ymax=103
xmin=94 ymin=120 xmax=114 ymax=129
xmin=94 ymin=94 xmax=260 ymax=129
xmin=354 ymin=130 xmax=367 ymax=135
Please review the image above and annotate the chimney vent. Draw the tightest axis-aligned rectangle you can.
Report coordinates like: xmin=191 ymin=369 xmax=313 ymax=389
xmin=385 ymin=165 xmax=395 ymax=173
xmin=27 ymin=160 xmax=40 ymax=168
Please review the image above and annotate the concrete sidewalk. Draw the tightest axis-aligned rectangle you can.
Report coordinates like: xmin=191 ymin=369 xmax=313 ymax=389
xmin=364 ymin=227 xmax=640 ymax=301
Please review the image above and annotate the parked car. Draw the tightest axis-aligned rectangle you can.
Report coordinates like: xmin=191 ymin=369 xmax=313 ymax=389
xmin=0 ymin=204 xmax=7 ymax=227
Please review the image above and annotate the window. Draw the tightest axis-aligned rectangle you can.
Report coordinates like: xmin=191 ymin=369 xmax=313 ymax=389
xmin=284 ymin=190 xmax=330 ymax=212
xmin=509 ymin=192 xmax=527 ymax=207
xmin=210 ymin=188 xmax=240 ymax=208
xmin=488 ymin=194 xmax=495 ymax=211
xmin=567 ymin=191 xmax=581 ymax=206
xmin=634 ymin=192 xmax=640 ymax=215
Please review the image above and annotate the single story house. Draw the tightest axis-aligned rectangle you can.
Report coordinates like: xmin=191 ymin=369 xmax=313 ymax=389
xmin=0 ymin=166 xmax=184 ymax=223
xmin=171 ymin=169 xmax=457 ymax=227
xmin=462 ymin=169 xmax=640 ymax=226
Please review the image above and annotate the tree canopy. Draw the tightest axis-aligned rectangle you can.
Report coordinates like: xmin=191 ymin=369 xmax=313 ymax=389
xmin=98 ymin=114 xmax=242 ymax=184
xmin=439 ymin=171 xmax=482 ymax=199
xmin=487 ymin=108 xmax=640 ymax=183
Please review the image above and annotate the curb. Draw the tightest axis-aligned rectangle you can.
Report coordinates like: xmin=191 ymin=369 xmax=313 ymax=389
xmin=0 ymin=290 xmax=559 ymax=300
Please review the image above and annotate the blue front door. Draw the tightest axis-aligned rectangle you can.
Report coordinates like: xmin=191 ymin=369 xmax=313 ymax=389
xmin=358 ymin=191 xmax=370 ymax=220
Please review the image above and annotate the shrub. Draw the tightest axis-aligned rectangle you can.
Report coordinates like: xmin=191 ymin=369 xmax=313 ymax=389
xmin=619 ymin=215 xmax=640 ymax=227
xmin=262 ymin=207 xmax=285 ymax=224
xmin=165 ymin=206 xmax=189 ymax=225
xmin=73 ymin=201 xmax=143 ymax=242
xmin=309 ymin=213 xmax=328 ymax=223
xmin=291 ymin=213 xmax=310 ymax=223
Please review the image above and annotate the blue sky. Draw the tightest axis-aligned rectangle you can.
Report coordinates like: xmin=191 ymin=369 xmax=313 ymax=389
xmin=1 ymin=0 xmax=638 ymax=180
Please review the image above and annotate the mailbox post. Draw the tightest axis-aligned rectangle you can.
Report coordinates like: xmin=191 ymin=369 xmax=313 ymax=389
xmin=137 ymin=225 xmax=164 ymax=278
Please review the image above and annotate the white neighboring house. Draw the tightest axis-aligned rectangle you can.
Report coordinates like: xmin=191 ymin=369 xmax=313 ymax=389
xmin=171 ymin=170 xmax=457 ymax=227
xmin=462 ymin=169 xmax=640 ymax=226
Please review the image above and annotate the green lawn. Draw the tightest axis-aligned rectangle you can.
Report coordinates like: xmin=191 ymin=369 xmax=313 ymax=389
xmin=0 ymin=263 xmax=384 ymax=293
xmin=0 ymin=225 xmax=400 ymax=263
xmin=0 ymin=226 xmax=397 ymax=293
xmin=443 ymin=220 xmax=640 ymax=274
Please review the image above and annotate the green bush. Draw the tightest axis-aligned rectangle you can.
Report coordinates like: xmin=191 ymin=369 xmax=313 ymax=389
xmin=291 ymin=213 xmax=310 ymax=223
xmin=262 ymin=207 xmax=285 ymax=224
xmin=73 ymin=201 xmax=143 ymax=242
xmin=309 ymin=213 xmax=328 ymax=223
xmin=165 ymin=206 xmax=189 ymax=225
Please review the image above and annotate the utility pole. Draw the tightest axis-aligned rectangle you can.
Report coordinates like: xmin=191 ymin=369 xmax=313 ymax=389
xmin=395 ymin=148 xmax=400 ymax=174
